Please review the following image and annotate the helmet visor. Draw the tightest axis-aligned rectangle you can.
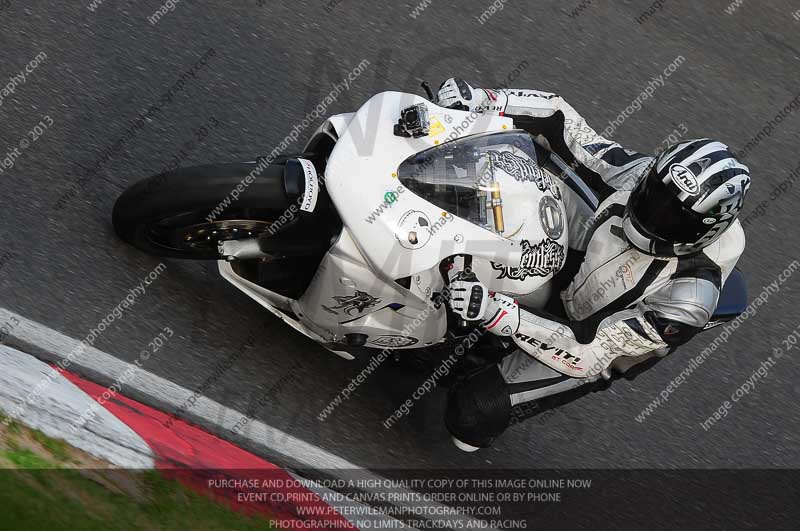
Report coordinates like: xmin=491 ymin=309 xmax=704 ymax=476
xmin=628 ymin=168 xmax=711 ymax=243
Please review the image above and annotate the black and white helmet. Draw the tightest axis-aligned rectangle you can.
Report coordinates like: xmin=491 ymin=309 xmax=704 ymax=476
xmin=623 ymin=139 xmax=751 ymax=256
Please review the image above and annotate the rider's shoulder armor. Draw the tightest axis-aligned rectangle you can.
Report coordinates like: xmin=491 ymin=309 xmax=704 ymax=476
xmin=642 ymin=223 xmax=744 ymax=329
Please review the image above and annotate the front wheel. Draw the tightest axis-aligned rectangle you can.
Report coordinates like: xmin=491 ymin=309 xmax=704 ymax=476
xmin=112 ymin=162 xmax=294 ymax=259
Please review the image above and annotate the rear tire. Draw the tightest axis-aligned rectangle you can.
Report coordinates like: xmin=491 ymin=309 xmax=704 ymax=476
xmin=112 ymin=162 xmax=291 ymax=259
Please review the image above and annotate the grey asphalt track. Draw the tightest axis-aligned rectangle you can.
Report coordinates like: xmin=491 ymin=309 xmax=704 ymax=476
xmin=0 ymin=0 xmax=798 ymax=474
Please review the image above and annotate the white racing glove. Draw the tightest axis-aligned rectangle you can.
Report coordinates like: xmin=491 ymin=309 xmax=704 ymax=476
xmin=447 ymin=275 xmax=520 ymax=337
xmin=437 ymin=78 xmax=484 ymax=110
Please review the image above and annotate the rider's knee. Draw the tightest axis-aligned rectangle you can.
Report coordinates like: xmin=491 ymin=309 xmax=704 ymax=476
xmin=445 ymin=365 xmax=511 ymax=448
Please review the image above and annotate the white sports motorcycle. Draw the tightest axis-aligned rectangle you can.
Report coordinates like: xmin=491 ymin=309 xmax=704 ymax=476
xmin=114 ymin=86 xmax=746 ymax=369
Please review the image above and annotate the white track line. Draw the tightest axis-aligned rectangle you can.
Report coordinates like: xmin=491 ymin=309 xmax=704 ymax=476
xmin=0 ymin=307 xmax=498 ymax=531
xmin=0 ymin=344 xmax=155 ymax=468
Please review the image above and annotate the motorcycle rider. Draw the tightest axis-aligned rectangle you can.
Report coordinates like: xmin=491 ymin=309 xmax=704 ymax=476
xmin=435 ymin=78 xmax=751 ymax=451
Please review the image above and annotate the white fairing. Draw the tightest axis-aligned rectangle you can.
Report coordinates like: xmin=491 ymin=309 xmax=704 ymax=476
xmin=324 ymin=92 xmax=566 ymax=280
xmin=293 ymin=227 xmax=448 ymax=348
xmin=221 ymin=92 xmax=568 ymax=352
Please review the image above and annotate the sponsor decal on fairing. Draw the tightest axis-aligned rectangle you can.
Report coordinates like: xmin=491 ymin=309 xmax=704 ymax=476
xmin=321 ymin=290 xmax=381 ymax=316
xmin=491 ymin=239 xmax=565 ymax=281
xmin=395 ymin=210 xmax=432 ymax=250
xmin=369 ymin=335 xmax=419 ymax=348
xmin=539 ymin=196 xmax=565 ymax=240
xmin=487 ymin=150 xmax=561 ymax=199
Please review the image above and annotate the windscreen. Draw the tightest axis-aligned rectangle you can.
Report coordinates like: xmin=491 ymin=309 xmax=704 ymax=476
xmin=397 ymin=131 xmax=560 ymax=237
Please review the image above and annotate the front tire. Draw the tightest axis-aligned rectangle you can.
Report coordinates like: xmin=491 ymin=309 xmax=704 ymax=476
xmin=112 ymin=162 xmax=291 ymax=259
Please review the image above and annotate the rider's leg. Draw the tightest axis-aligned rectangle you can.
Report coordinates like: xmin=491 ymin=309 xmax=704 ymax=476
xmin=444 ymin=346 xmax=671 ymax=451
xmin=444 ymin=349 xmax=588 ymax=451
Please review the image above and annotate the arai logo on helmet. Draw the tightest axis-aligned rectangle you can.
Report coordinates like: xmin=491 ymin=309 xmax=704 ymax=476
xmin=669 ymin=164 xmax=700 ymax=196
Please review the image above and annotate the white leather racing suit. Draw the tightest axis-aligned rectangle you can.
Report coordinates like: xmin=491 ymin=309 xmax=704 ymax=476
xmin=442 ymin=84 xmax=746 ymax=448
xmin=486 ymin=88 xmax=744 ymax=377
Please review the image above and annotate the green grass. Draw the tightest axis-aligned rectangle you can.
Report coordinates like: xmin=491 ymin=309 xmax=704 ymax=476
xmin=31 ymin=428 xmax=72 ymax=462
xmin=0 ymin=408 xmax=280 ymax=530
xmin=0 ymin=468 xmax=280 ymax=530
xmin=5 ymin=418 xmax=22 ymax=435
xmin=3 ymin=448 xmax=52 ymax=469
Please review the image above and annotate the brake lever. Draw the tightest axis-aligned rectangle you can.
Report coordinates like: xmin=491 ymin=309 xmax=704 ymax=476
xmin=421 ymin=80 xmax=436 ymax=102
xmin=421 ymin=80 xmax=469 ymax=111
